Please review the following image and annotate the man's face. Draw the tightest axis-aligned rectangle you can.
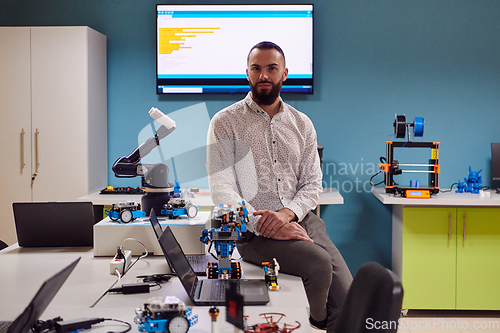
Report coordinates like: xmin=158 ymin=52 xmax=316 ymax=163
xmin=246 ymin=48 xmax=288 ymax=105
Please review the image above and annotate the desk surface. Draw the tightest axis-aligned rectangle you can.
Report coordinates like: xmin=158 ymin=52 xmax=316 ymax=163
xmin=0 ymin=245 xmax=312 ymax=332
xmin=371 ymin=187 xmax=500 ymax=206
xmin=79 ymin=188 xmax=343 ymax=206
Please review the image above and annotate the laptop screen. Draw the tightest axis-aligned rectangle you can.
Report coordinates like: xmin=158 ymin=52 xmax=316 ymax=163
xmin=12 ymin=202 xmax=94 ymax=247
xmin=8 ymin=257 xmax=80 ymax=333
xmin=149 ymin=209 xmax=164 ymax=239
xmin=158 ymin=226 xmax=199 ymax=298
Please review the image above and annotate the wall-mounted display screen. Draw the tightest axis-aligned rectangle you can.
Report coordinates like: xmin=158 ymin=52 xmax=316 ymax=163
xmin=156 ymin=4 xmax=314 ymax=94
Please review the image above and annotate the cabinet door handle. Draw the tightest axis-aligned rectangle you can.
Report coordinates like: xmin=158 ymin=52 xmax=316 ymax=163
xmin=448 ymin=213 xmax=451 ymax=241
xmin=20 ymin=129 xmax=25 ymax=174
xmin=35 ymin=129 xmax=40 ymax=173
xmin=463 ymin=213 xmax=467 ymax=241
xmin=32 ymin=129 xmax=40 ymax=187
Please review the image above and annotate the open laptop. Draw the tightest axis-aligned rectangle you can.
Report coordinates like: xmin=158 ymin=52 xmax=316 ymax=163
xmin=156 ymin=225 xmax=269 ymax=306
xmin=12 ymin=202 xmax=94 ymax=247
xmin=148 ymin=209 xmax=214 ymax=275
xmin=0 ymin=257 xmax=81 ymax=333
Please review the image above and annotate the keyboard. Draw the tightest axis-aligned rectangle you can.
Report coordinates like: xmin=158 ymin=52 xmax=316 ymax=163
xmin=0 ymin=321 xmax=13 ymax=333
xmin=209 ymin=280 xmax=241 ymax=300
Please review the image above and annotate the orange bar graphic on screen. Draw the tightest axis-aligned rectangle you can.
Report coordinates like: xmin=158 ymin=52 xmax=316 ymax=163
xmin=159 ymin=27 xmax=220 ymax=54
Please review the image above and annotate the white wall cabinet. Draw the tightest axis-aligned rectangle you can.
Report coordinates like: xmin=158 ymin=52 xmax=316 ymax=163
xmin=0 ymin=27 xmax=107 ymax=245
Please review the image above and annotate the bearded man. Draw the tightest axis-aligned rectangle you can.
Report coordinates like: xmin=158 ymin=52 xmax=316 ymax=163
xmin=206 ymin=41 xmax=352 ymax=332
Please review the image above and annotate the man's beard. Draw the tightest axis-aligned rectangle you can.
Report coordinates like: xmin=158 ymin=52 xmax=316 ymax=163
xmin=249 ymin=79 xmax=283 ymax=105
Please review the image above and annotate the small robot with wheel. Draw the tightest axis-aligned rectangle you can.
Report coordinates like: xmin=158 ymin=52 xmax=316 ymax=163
xmin=135 ymin=296 xmax=197 ymax=333
xmin=262 ymin=258 xmax=281 ymax=291
xmin=105 ymin=201 xmax=146 ymax=223
xmin=161 ymin=198 xmax=199 ymax=219
xmin=200 ymin=202 xmax=249 ymax=279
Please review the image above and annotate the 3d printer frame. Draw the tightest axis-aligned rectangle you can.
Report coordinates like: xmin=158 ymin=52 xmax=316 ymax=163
xmin=380 ymin=141 xmax=440 ymax=197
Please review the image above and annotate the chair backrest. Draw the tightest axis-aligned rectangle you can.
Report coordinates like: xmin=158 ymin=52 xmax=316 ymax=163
xmin=333 ymin=262 xmax=404 ymax=333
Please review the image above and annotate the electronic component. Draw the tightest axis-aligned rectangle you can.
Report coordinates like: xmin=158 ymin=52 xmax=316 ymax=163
xmin=199 ymin=202 xmax=248 ymax=279
xmin=161 ymin=198 xmax=199 ymax=219
xmin=108 ymin=283 xmax=150 ymax=294
xmin=134 ymin=296 xmax=197 ymax=333
xmin=262 ymin=258 xmax=281 ymax=291
xmin=110 ymin=247 xmax=132 ymax=275
xmin=105 ymin=201 xmax=146 ymax=223
xmin=379 ymin=115 xmax=440 ymax=198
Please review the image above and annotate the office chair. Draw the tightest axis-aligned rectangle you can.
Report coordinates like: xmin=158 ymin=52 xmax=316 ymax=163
xmin=333 ymin=262 xmax=404 ymax=333
xmin=0 ymin=240 xmax=8 ymax=250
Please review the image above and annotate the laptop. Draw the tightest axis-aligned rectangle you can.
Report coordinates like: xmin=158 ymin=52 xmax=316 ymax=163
xmin=12 ymin=202 xmax=95 ymax=247
xmin=0 ymin=257 xmax=81 ymax=333
xmin=148 ymin=209 xmax=214 ymax=275
xmin=156 ymin=225 xmax=269 ymax=306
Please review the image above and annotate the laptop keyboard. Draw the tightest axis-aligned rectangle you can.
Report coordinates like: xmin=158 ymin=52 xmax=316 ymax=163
xmin=0 ymin=321 xmax=12 ymax=333
xmin=209 ymin=280 xmax=240 ymax=300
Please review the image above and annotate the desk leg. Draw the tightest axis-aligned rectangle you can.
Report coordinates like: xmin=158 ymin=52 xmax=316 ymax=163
xmin=316 ymin=205 xmax=321 ymax=218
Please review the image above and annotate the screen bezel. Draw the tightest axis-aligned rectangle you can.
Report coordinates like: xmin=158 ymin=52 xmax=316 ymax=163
xmin=156 ymin=3 xmax=314 ymax=95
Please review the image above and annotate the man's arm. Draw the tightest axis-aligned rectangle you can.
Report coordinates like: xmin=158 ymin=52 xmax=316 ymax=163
xmin=283 ymin=116 xmax=323 ymax=222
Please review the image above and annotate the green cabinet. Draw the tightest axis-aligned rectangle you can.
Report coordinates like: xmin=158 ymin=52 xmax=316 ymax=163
xmin=402 ymin=206 xmax=500 ymax=310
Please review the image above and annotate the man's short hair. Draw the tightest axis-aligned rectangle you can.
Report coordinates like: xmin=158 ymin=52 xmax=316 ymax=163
xmin=247 ymin=41 xmax=286 ymax=67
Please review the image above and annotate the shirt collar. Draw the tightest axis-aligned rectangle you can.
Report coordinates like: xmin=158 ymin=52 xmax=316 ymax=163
xmin=244 ymin=92 xmax=284 ymax=116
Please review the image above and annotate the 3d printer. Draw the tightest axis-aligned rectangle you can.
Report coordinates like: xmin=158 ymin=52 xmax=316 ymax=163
xmin=379 ymin=115 xmax=440 ymax=198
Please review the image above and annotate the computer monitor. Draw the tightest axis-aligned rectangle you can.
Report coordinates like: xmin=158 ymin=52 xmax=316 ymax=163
xmin=491 ymin=143 xmax=500 ymax=181
xmin=156 ymin=4 xmax=314 ymax=94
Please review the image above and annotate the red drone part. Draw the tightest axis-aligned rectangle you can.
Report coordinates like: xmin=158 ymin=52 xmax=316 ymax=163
xmin=244 ymin=313 xmax=301 ymax=333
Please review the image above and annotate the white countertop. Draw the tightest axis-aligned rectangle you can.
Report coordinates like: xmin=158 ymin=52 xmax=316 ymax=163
xmin=371 ymin=187 xmax=500 ymax=206
xmin=79 ymin=188 xmax=344 ymax=206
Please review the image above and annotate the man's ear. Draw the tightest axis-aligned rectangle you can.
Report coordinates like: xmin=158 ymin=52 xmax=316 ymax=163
xmin=283 ymin=68 xmax=289 ymax=82
xmin=246 ymin=68 xmax=250 ymax=81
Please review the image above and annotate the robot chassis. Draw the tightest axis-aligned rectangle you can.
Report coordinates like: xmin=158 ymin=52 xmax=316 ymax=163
xmin=262 ymin=258 xmax=281 ymax=291
xmin=135 ymin=296 xmax=197 ymax=333
xmin=199 ymin=202 xmax=249 ymax=279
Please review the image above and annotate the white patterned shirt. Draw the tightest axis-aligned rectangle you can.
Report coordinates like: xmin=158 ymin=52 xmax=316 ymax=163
xmin=207 ymin=92 xmax=323 ymax=234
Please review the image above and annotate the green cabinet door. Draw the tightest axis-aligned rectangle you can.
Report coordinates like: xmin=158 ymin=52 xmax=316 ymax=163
xmin=402 ymin=207 xmax=457 ymax=309
xmin=456 ymin=207 xmax=500 ymax=310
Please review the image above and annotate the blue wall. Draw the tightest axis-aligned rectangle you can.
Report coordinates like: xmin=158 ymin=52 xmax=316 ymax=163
xmin=2 ymin=0 xmax=499 ymax=273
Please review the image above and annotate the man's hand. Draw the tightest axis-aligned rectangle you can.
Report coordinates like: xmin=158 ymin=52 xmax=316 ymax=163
xmin=254 ymin=208 xmax=296 ymax=238
xmin=271 ymin=222 xmax=313 ymax=242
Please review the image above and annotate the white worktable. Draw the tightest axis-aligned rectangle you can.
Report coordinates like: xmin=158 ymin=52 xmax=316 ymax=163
xmin=79 ymin=188 xmax=343 ymax=217
xmin=0 ymin=245 xmax=312 ymax=332
xmin=371 ymin=187 xmax=500 ymax=206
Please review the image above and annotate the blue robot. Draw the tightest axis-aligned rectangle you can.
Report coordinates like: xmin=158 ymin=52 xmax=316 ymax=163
xmin=105 ymin=201 xmax=146 ymax=223
xmin=134 ymin=296 xmax=197 ymax=333
xmin=199 ymin=202 xmax=249 ymax=279
xmin=456 ymin=166 xmax=482 ymax=194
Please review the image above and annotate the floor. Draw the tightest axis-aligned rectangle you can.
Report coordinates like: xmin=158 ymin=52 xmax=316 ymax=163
xmin=310 ymin=311 xmax=500 ymax=333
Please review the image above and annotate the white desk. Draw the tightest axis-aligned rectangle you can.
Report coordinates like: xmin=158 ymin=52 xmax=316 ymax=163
xmin=0 ymin=245 xmax=312 ymax=332
xmin=371 ymin=187 xmax=500 ymax=206
xmin=79 ymin=188 xmax=344 ymax=217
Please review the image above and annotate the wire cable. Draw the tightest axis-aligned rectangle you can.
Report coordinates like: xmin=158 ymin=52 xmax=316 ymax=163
xmin=90 ymin=269 xmax=121 ymax=308
xmin=102 ymin=318 xmax=132 ymax=333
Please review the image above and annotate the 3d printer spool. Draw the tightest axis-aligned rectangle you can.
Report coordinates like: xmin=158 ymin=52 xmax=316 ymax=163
xmin=394 ymin=115 xmax=406 ymax=138
xmin=414 ymin=117 xmax=424 ymax=137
